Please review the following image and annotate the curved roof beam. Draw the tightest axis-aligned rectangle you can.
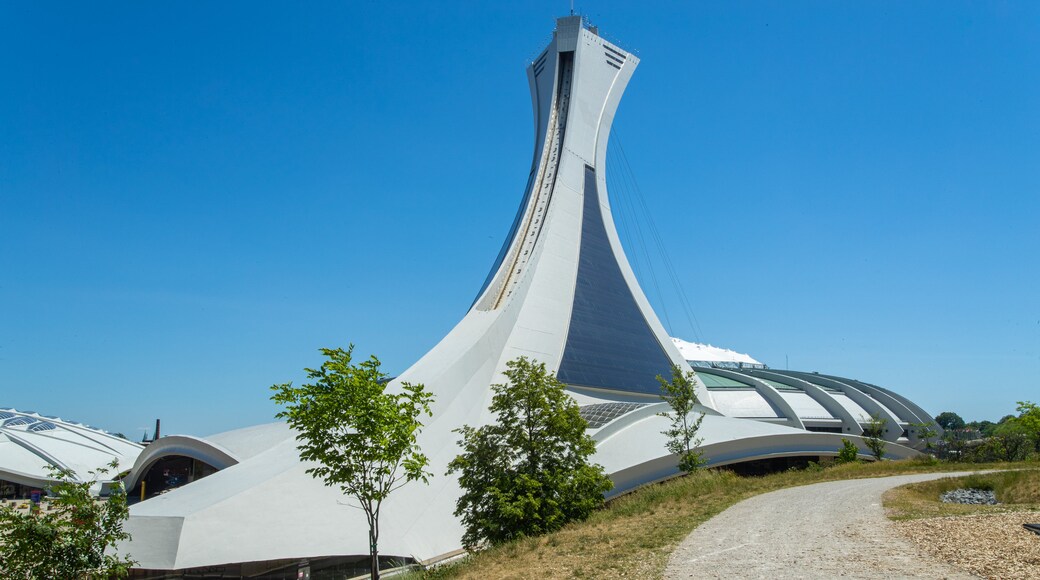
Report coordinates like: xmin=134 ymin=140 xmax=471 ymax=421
xmin=695 ymin=369 xmax=804 ymax=430
xmin=830 ymin=377 xmax=943 ymax=448
xmin=591 ymin=401 xmax=720 ymax=444
xmin=592 ymin=402 xmax=669 ymax=443
xmin=2 ymin=430 xmax=74 ymax=475
xmin=849 ymin=380 xmax=942 ymax=435
xmin=607 ymin=431 xmax=920 ymax=496
xmin=820 ymin=375 xmax=923 ymax=424
xmin=768 ymin=371 xmax=902 ymax=442
xmin=738 ymin=369 xmax=864 ymax=436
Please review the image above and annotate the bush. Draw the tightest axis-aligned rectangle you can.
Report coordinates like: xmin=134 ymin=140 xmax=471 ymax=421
xmin=836 ymin=438 xmax=859 ymax=464
xmin=0 ymin=461 xmax=135 ymax=578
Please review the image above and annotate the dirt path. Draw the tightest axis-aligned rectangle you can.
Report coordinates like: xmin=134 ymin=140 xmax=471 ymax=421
xmin=664 ymin=472 xmax=979 ymax=579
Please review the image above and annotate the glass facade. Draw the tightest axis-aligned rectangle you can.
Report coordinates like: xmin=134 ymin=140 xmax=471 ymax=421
xmin=579 ymin=402 xmax=648 ymax=428
xmin=697 ymin=371 xmax=754 ymax=389
xmin=557 ymin=166 xmax=674 ymax=394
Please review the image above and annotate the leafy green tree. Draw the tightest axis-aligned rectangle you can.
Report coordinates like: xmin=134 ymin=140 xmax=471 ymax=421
xmin=989 ymin=419 xmax=1032 ymax=461
xmin=836 ymin=438 xmax=860 ymax=464
xmin=271 ymin=346 xmax=434 ymax=580
xmin=657 ymin=365 xmax=706 ymax=473
xmin=0 ymin=461 xmax=135 ymax=579
xmin=909 ymin=421 xmax=939 ymax=451
xmin=1015 ymin=401 xmax=1040 ymax=452
xmin=863 ymin=413 xmax=888 ymax=461
xmin=934 ymin=411 xmax=965 ymax=431
xmin=447 ymin=357 xmax=613 ymax=549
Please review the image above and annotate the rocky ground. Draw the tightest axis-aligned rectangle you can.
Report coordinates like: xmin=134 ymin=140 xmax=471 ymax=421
xmin=940 ymin=488 xmax=998 ymax=505
xmin=896 ymin=512 xmax=1040 ymax=580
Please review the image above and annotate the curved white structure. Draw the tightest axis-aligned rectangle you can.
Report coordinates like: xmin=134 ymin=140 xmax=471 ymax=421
xmin=672 ymin=338 xmax=764 ymax=368
xmin=0 ymin=408 xmax=142 ymax=496
xmin=120 ymin=16 xmax=939 ymax=577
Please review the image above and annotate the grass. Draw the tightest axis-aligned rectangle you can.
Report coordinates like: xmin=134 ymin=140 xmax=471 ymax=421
xmin=883 ymin=468 xmax=1040 ymax=521
xmin=406 ymin=458 xmax=1038 ymax=579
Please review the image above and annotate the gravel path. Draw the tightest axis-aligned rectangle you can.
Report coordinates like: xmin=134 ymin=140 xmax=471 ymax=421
xmin=665 ymin=472 xmax=980 ymax=579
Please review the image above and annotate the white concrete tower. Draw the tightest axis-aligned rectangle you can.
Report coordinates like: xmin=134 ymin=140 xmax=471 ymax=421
xmin=398 ymin=15 xmax=714 ymax=407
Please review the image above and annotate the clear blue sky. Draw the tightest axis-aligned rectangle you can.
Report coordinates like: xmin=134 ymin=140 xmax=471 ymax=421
xmin=2 ymin=2 xmax=1037 ymax=437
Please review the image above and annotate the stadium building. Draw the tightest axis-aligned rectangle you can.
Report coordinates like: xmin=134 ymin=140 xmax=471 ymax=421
xmin=115 ymin=16 xmax=940 ymax=578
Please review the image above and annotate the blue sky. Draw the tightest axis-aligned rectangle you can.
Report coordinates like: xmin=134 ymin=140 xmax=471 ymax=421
xmin=2 ymin=2 xmax=1037 ymax=437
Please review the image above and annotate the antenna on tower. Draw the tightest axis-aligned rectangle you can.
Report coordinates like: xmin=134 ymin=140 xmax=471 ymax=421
xmin=570 ymin=0 xmax=574 ymax=16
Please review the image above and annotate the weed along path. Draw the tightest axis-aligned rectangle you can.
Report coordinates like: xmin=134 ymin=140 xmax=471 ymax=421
xmin=664 ymin=472 xmax=980 ymax=579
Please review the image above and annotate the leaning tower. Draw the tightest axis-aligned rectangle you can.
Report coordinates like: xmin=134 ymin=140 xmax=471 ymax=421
xmin=397 ymin=15 xmax=713 ymax=406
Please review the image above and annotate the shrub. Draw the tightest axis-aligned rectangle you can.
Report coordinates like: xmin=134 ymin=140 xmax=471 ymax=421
xmin=836 ymin=438 xmax=859 ymax=464
xmin=0 ymin=462 xmax=135 ymax=578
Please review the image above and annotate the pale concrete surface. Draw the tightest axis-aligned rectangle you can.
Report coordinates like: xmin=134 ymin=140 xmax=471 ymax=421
xmin=665 ymin=472 xmax=980 ymax=579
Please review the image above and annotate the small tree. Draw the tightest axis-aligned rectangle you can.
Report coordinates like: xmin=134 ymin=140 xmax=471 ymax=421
xmin=657 ymin=365 xmax=706 ymax=473
xmin=910 ymin=421 xmax=939 ymax=451
xmin=447 ymin=357 xmax=613 ymax=549
xmin=0 ymin=461 xmax=135 ymax=579
xmin=863 ymin=413 xmax=888 ymax=461
xmin=836 ymin=438 xmax=860 ymax=464
xmin=271 ymin=346 xmax=434 ymax=580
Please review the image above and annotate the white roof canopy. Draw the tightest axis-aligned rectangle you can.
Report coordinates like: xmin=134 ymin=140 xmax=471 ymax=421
xmin=670 ymin=338 xmax=764 ymax=367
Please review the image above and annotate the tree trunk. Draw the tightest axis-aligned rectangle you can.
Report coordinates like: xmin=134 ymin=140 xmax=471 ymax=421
xmin=370 ymin=527 xmax=379 ymax=580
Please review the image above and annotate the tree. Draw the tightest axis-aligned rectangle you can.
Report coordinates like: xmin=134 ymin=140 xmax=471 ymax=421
xmin=657 ymin=365 xmax=706 ymax=473
xmin=1015 ymin=401 xmax=1040 ymax=452
xmin=270 ymin=346 xmax=434 ymax=580
xmin=989 ymin=419 xmax=1031 ymax=462
xmin=836 ymin=438 xmax=859 ymax=464
xmin=863 ymin=413 xmax=888 ymax=461
xmin=971 ymin=420 xmax=997 ymax=438
xmin=934 ymin=411 xmax=965 ymax=431
xmin=447 ymin=357 xmax=613 ymax=549
xmin=0 ymin=461 xmax=135 ymax=579
xmin=910 ymin=421 xmax=939 ymax=451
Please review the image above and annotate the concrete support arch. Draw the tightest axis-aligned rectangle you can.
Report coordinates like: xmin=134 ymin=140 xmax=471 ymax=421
xmin=696 ymin=368 xmax=804 ymax=430
xmin=771 ymin=371 xmax=902 ymax=442
xmin=825 ymin=376 xmax=923 ymax=424
xmin=739 ymin=369 xmax=864 ymax=436
xmin=834 ymin=378 xmax=944 ymax=447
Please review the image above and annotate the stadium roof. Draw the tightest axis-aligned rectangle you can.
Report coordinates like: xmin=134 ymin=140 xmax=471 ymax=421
xmin=671 ymin=338 xmax=764 ymax=367
xmin=0 ymin=407 xmax=142 ymax=490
